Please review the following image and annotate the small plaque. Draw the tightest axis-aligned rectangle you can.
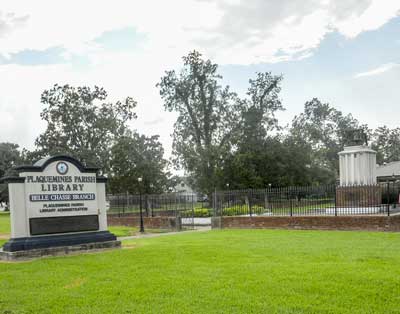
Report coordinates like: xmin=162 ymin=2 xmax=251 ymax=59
xmin=56 ymin=161 xmax=69 ymax=175
xmin=30 ymin=215 xmax=99 ymax=235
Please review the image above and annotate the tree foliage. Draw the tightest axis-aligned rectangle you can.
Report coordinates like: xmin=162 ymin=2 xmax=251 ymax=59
xmin=216 ymin=72 xmax=303 ymax=188
xmin=108 ymin=131 xmax=172 ymax=194
xmin=236 ymin=72 xmax=283 ymax=150
xmin=372 ymin=126 xmax=400 ymax=164
xmin=0 ymin=143 xmax=20 ymax=178
xmin=290 ymin=98 xmax=367 ymax=179
xmin=158 ymin=51 xmax=242 ymax=195
xmin=35 ymin=84 xmax=137 ymax=171
xmin=159 ymin=52 xmax=363 ymax=191
xmin=27 ymin=84 xmax=174 ymax=193
xmin=218 ymin=137 xmax=310 ymax=189
xmin=0 ymin=142 xmax=21 ymax=203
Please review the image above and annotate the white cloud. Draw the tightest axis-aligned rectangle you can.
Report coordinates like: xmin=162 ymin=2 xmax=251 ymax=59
xmin=185 ymin=0 xmax=399 ymax=64
xmin=354 ymin=63 xmax=400 ymax=78
xmin=0 ymin=1 xmax=221 ymax=61
xmin=0 ymin=0 xmax=399 ymax=64
xmin=0 ymin=63 xmax=71 ymax=149
xmin=334 ymin=1 xmax=400 ymax=38
xmin=0 ymin=11 xmax=29 ymax=40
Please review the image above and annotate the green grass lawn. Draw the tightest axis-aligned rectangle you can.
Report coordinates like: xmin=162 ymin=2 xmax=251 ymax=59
xmin=1 ymin=229 xmax=400 ymax=314
xmin=0 ymin=212 xmax=10 ymax=235
xmin=0 ymin=212 xmax=10 ymax=248
xmin=108 ymin=225 xmax=171 ymax=237
xmin=108 ymin=225 xmax=140 ymax=237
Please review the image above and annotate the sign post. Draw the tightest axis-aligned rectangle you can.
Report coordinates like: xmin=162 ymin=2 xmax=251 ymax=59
xmin=0 ymin=155 xmax=120 ymax=261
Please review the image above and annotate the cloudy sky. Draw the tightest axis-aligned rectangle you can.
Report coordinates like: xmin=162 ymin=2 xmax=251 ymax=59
xmin=0 ymin=0 xmax=399 ymax=157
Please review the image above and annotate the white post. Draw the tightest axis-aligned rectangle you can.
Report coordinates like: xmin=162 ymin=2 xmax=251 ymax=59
xmin=8 ymin=181 xmax=30 ymax=238
xmin=96 ymin=181 xmax=108 ymax=231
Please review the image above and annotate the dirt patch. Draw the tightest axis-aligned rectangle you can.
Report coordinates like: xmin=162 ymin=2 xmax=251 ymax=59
xmin=122 ymin=243 xmax=137 ymax=249
xmin=64 ymin=278 xmax=86 ymax=289
xmin=0 ymin=234 xmax=9 ymax=240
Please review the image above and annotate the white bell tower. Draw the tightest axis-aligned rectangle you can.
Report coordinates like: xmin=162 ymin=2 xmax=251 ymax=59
xmin=338 ymin=145 xmax=377 ymax=186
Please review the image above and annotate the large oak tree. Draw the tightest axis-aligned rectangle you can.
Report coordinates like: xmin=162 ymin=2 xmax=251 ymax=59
xmin=158 ymin=51 xmax=242 ymax=196
xmin=34 ymin=84 xmax=137 ymax=171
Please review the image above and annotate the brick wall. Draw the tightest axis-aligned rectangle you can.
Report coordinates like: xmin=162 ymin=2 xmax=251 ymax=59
xmin=212 ymin=215 xmax=400 ymax=232
xmin=336 ymin=185 xmax=382 ymax=207
xmin=107 ymin=214 xmax=181 ymax=230
xmin=108 ymin=210 xmax=178 ymax=217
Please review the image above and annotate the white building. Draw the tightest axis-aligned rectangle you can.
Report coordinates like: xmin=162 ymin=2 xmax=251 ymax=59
xmin=172 ymin=177 xmax=199 ymax=202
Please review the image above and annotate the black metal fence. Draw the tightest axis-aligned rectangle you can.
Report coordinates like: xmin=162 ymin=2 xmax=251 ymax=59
xmin=107 ymin=183 xmax=400 ymax=220
xmin=107 ymin=193 xmax=209 ymax=219
xmin=214 ymin=183 xmax=400 ymax=217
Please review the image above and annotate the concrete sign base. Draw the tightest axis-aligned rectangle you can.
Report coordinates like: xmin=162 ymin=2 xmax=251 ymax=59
xmin=0 ymin=239 xmax=121 ymax=261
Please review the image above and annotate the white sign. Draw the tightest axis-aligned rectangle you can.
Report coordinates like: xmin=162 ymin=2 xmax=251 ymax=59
xmin=0 ymin=155 xmax=120 ymax=258
xmin=21 ymin=161 xmax=98 ymax=219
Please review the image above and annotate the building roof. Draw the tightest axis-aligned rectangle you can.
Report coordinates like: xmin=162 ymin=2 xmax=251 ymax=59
xmin=376 ymin=161 xmax=400 ymax=178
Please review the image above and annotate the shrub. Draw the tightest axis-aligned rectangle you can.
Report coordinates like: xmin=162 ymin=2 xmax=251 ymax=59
xmin=182 ymin=208 xmax=212 ymax=217
xmin=221 ymin=205 xmax=266 ymax=216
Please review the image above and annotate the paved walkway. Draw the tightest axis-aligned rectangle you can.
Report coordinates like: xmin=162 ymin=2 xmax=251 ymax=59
xmin=182 ymin=217 xmax=211 ymax=225
xmin=118 ymin=226 xmax=211 ymax=241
